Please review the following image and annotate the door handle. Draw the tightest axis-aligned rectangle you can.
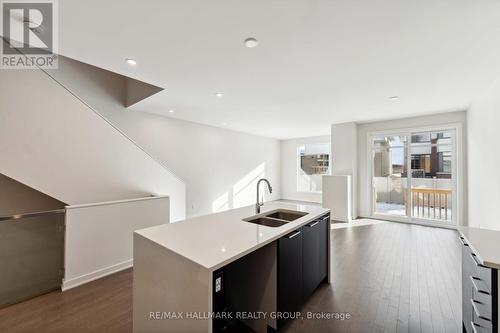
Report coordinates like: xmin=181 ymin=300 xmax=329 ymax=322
xmin=286 ymin=230 xmax=301 ymax=239
xmin=307 ymin=221 xmax=319 ymax=228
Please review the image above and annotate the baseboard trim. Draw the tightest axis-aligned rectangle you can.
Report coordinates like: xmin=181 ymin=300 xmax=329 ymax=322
xmin=62 ymin=259 xmax=132 ymax=291
xmin=359 ymin=215 xmax=458 ymax=230
xmin=330 ymin=216 xmax=352 ymax=223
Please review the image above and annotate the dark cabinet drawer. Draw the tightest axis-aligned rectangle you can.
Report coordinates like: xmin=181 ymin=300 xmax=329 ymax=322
xmin=472 ymin=287 xmax=493 ymax=321
xmin=468 ymin=252 xmax=493 ymax=294
xmin=463 ymin=241 xmax=493 ymax=295
xmin=472 ymin=302 xmax=493 ymax=333
xmin=470 ymin=321 xmax=492 ymax=333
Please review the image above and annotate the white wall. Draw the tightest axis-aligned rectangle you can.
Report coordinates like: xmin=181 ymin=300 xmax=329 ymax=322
xmin=356 ymin=111 xmax=467 ymax=222
xmin=47 ymin=57 xmax=280 ymax=218
xmin=323 ymin=175 xmax=352 ymax=222
xmin=280 ymin=136 xmax=330 ymax=203
xmin=63 ymin=196 xmax=169 ymax=290
xmin=468 ymin=78 xmax=500 ymax=230
xmin=106 ymin=113 xmax=281 ymax=217
xmin=0 ymin=64 xmax=186 ymax=221
xmin=331 ymin=123 xmax=358 ymax=218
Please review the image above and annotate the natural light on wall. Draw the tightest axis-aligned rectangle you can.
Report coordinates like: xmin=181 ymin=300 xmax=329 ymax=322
xmin=211 ymin=163 xmax=266 ymax=213
xmin=233 ymin=163 xmax=265 ymax=208
xmin=297 ymin=143 xmax=330 ymax=193
xmin=212 ymin=192 xmax=229 ymax=213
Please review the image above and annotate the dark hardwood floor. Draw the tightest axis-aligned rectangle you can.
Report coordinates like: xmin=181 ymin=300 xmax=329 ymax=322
xmin=0 ymin=221 xmax=461 ymax=333
xmin=284 ymin=221 xmax=462 ymax=333
xmin=0 ymin=269 xmax=133 ymax=333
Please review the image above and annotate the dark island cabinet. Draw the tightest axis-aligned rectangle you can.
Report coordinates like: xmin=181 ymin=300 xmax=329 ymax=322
xmin=277 ymin=213 xmax=330 ymax=329
xmin=277 ymin=228 xmax=303 ymax=320
xmin=302 ymin=215 xmax=329 ymax=300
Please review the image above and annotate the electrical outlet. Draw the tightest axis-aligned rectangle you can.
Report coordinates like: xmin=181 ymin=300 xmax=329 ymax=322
xmin=215 ymin=277 xmax=222 ymax=292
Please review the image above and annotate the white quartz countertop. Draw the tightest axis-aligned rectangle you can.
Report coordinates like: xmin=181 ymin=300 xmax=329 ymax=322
xmin=458 ymin=226 xmax=500 ymax=269
xmin=135 ymin=201 xmax=329 ymax=271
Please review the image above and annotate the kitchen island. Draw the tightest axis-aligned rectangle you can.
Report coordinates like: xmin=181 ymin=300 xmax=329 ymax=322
xmin=133 ymin=201 xmax=331 ymax=333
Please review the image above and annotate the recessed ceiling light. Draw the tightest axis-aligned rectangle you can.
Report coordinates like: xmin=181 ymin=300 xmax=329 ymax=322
xmin=168 ymin=109 xmax=174 ymax=113
xmin=389 ymin=96 xmax=399 ymax=100
xmin=244 ymin=37 xmax=258 ymax=48
xmin=125 ymin=58 xmax=137 ymax=66
xmin=215 ymin=92 xmax=224 ymax=98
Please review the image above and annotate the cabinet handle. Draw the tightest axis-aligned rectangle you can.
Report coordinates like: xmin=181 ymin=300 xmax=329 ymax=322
xmin=470 ymin=253 xmax=481 ymax=266
xmin=286 ymin=230 xmax=301 ymax=239
xmin=470 ymin=276 xmax=491 ymax=295
xmin=307 ymin=221 xmax=319 ymax=228
xmin=459 ymin=236 xmax=468 ymax=246
xmin=470 ymin=298 xmax=491 ymax=321
xmin=471 ymin=321 xmax=481 ymax=333
xmin=322 ymin=215 xmax=329 ymax=221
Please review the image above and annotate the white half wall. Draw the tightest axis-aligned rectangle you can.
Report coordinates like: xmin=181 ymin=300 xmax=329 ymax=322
xmin=63 ymin=196 xmax=169 ymax=290
xmin=468 ymin=78 xmax=500 ymax=230
xmin=323 ymin=175 xmax=352 ymax=222
xmin=280 ymin=136 xmax=331 ymax=203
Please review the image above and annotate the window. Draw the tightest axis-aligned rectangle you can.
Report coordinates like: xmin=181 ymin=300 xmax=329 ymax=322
xmin=297 ymin=143 xmax=331 ymax=193
xmin=410 ymin=131 xmax=452 ymax=179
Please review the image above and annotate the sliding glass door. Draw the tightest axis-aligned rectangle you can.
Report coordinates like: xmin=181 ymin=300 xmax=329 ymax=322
xmin=371 ymin=129 xmax=457 ymax=225
xmin=409 ymin=131 xmax=454 ymax=222
xmin=372 ymin=135 xmax=408 ymax=217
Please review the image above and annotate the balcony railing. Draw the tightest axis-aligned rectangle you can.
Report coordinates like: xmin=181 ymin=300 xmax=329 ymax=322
xmin=406 ymin=188 xmax=452 ymax=221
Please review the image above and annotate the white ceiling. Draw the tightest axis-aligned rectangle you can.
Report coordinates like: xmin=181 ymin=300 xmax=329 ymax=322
xmin=59 ymin=0 xmax=500 ymax=139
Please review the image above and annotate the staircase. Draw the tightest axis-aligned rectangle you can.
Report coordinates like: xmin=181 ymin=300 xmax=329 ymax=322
xmin=0 ymin=50 xmax=186 ymax=221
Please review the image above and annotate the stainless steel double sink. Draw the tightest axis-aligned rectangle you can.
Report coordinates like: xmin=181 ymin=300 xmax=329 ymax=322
xmin=243 ymin=209 xmax=308 ymax=227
